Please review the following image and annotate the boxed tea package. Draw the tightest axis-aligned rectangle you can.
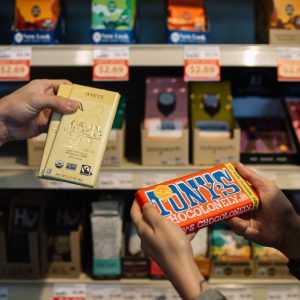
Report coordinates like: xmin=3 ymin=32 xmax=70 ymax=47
xmin=0 ymin=193 xmax=44 ymax=279
xmin=166 ymin=0 xmax=209 ymax=44
xmin=142 ymin=77 xmax=189 ymax=166
xmin=38 ymin=84 xmax=120 ymax=187
xmin=40 ymin=198 xmax=84 ymax=278
xmin=90 ymin=0 xmax=137 ymax=44
xmin=90 ymin=197 xmax=123 ymax=278
xmin=269 ymin=0 xmax=300 ymax=44
xmin=190 ymin=81 xmax=240 ymax=165
xmin=12 ymin=0 xmax=64 ymax=44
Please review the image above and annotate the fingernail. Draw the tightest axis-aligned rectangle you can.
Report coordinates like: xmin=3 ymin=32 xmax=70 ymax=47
xmin=67 ymin=100 xmax=79 ymax=110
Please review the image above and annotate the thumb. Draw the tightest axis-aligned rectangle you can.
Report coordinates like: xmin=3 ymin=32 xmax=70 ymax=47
xmin=32 ymin=94 xmax=79 ymax=114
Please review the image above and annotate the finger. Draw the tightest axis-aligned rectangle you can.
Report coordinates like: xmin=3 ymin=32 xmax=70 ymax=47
xmin=130 ymin=200 xmax=143 ymax=228
xmin=187 ymin=232 xmax=196 ymax=241
xmin=226 ymin=216 xmax=250 ymax=237
xmin=142 ymin=204 xmax=164 ymax=229
xmin=236 ymin=162 xmax=267 ymax=189
xmin=130 ymin=200 xmax=153 ymax=237
xmin=31 ymin=94 xmax=79 ymax=113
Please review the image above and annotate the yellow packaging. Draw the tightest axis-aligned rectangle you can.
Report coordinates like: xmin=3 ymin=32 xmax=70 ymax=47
xmin=39 ymin=84 xmax=120 ymax=188
xmin=38 ymin=84 xmax=72 ymax=177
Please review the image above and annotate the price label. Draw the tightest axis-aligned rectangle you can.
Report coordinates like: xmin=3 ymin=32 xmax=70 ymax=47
xmin=93 ymin=47 xmax=129 ymax=81
xmin=277 ymin=47 xmax=300 ymax=81
xmin=99 ymin=172 xmax=133 ymax=188
xmin=53 ymin=284 xmax=86 ymax=300
xmin=184 ymin=46 xmax=220 ymax=81
xmin=0 ymin=288 xmax=8 ymax=300
xmin=219 ymin=288 xmax=252 ymax=300
xmin=143 ymin=173 xmax=176 ymax=187
xmin=268 ymin=287 xmax=299 ymax=300
xmin=88 ymin=286 xmax=123 ymax=300
xmin=0 ymin=47 xmax=31 ymax=81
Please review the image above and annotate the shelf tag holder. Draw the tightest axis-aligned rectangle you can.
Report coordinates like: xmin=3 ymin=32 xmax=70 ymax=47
xmin=268 ymin=287 xmax=299 ymax=300
xmin=277 ymin=47 xmax=300 ymax=82
xmin=53 ymin=284 xmax=86 ymax=300
xmin=0 ymin=47 xmax=31 ymax=81
xmin=93 ymin=46 xmax=129 ymax=81
xmin=184 ymin=46 xmax=220 ymax=82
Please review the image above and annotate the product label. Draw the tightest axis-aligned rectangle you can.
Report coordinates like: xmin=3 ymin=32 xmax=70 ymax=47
xmin=277 ymin=47 xmax=300 ymax=81
xmin=136 ymin=163 xmax=259 ymax=233
xmin=93 ymin=258 xmax=121 ymax=276
xmin=0 ymin=46 xmax=31 ymax=81
xmin=184 ymin=46 xmax=220 ymax=81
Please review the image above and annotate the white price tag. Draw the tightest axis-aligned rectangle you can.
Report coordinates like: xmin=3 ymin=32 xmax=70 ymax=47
xmin=277 ymin=47 xmax=300 ymax=81
xmin=219 ymin=288 xmax=252 ymax=300
xmin=93 ymin=46 xmax=129 ymax=81
xmin=143 ymin=173 xmax=175 ymax=187
xmin=88 ymin=286 xmax=122 ymax=300
xmin=0 ymin=46 xmax=31 ymax=81
xmin=184 ymin=46 xmax=220 ymax=81
xmin=99 ymin=172 xmax=133 ymax=188
xmin=53 ymin=284 xmax=86 ymax=300
xmin=268 ymin=287 xmax=299 ymax=300
xmin=0 ymin=288 xmax=8 ymax=300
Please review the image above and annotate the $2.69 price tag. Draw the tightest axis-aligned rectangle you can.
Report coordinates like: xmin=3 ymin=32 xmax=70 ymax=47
xmin=0 ymin=47 xmax=31 ymax=81
xmin=184 ymin=46 xmax=220 ymax=81
xmin=93 ymin=46 xmax=129 ymax=81
xmin=277 ymin=47 xmax=300 ymax=82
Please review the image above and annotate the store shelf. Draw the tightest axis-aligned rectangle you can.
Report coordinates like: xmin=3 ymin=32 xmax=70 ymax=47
xmin=0 ymin=278 xmax=299 ymax=300
xmin=22 ymin=44 xmax=281 ymax=67
xmin=0 ymin=156 xmax=300 ymax=189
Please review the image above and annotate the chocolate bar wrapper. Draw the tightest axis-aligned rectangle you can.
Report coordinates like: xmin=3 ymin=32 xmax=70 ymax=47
xmin=135 ymin=162 xmax=259 ymax=234
xmin=41 ymin=84 xmax=120 ymax=188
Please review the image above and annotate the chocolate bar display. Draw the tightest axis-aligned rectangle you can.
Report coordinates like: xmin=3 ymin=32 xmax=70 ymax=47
xmin=144 ymin=77 xmax=188 ymax=131
xmin=136 ymin=162 xmax=259 ymax=234
xmin=285 ymin=98 xmax=300 ymax=145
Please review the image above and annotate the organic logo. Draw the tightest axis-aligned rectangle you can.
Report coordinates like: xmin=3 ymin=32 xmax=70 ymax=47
xmin=55 ymin=160 xmax=64 ymax=169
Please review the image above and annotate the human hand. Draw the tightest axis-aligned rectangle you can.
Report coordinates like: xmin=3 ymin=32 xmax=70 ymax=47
xmin=0 ymin=79 xmax=79 ymax=145
xmin=131 ymin=200 xmax=207 ymax=300
xmin=227 ymin=163 xmax=300 ymax=259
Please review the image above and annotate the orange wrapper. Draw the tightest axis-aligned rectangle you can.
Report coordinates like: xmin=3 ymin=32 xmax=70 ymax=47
xmin=135 ymin=162 xmax=260 ymax=234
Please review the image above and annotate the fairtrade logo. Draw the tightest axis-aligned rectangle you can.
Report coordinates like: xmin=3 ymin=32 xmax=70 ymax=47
xmin=55 ymin=160 xmax=64 ymax=169
xmin=80 ymin=165 xmax=92 ymax=176
xmin=154 ymin=185 xmax=173 ymax=200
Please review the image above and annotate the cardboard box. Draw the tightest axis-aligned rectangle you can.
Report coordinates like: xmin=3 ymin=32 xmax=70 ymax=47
xmin=102 ymin=123 xmax=125 ymax=166
xmin=192 ymin=125 xmax=240 ymax=165
xmin=0 ymin=231 xmax=40 ymax=279
xmin=141 ymin=126 xmax=189 ymax=166
xmin=194 ymin=257 xmax=210 ymax=278
xmin=40 ymin=230 xmax=81 ymax=278
xmin=27 ymin=134 xmax=46 ymax=166
xmin=211 ymin=260 xmax=253 ymax=278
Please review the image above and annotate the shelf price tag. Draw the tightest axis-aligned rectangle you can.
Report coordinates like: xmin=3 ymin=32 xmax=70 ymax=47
xmin=0 ymin=47 xmax=31 ymax=81
xmin=93 ymin=46 xmax=129 ymax=81
xmin=99 ymin=172 xmax=133 ymax=188
xmin=184 ymin=46 xmax=220 ymax=81
xmin=53 ymin=284 xmax=86 ymax=300
xmin=219 ymin=288 xmax=252 ymax=300
xmin=277 ymin=47 xmax=300 ymax=81
xmin=268 ymin=287 xmax=299 ymax=300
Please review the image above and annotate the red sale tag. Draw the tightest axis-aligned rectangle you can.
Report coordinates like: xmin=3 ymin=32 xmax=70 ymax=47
xmin=0 ymin=47 xmax=31 ymax=81
xmin=93 ymin=47 xmax=129 ymax=81
xmin=184 ymin=46 xmax=220 ymax=81
xmin=277 ymin=47 xmax=300 ymax=82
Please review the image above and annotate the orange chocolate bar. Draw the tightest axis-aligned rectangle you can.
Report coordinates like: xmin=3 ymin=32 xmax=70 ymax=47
xmin=135 ymin=162 xmax=259 ymax=234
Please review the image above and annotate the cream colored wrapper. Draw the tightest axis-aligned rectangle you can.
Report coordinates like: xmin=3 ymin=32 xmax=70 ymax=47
xmin=38 ymin=84 xmax=73 ymax=178
xmin=42 ymin=84 xmax=120 ymax=188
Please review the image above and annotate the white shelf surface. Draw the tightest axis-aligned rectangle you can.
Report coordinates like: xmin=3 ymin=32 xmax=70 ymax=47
xmin=10 ymin=44 xmax=283 ymax=67
xmin=0 ymin=277 xmax=299 ymax=300
xmin=0 ymin=157 xmax=300 ymax=189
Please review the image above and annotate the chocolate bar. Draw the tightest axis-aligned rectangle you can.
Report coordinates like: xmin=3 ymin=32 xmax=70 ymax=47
xmin=136 ymin=162 xmax=259 ymax=234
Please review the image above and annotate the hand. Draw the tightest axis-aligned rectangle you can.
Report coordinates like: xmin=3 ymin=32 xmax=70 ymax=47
xmin=0 ymin=79 xmax=79 ymax=145
xmin=131 ymin=200 xmax=208 ymax=300
xmin=227 ymin=163 xmax=300 ymax=259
